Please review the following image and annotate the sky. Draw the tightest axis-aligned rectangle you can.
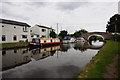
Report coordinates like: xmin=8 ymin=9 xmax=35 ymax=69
xmin=0 ymin=0 xmax=119 ymax=34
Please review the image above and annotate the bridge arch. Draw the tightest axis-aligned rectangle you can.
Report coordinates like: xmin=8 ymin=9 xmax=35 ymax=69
xmin=88 ymin=34 xmax=105 ymax=41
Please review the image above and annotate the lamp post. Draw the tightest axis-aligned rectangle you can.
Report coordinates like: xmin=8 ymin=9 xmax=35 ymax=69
xmin=114 ymin=16 xmax=117 ymax=41
xmin=115 ymin=17 xmax=117 ymax=34
xmin=57 ymin=23 xmax=58 ymax=37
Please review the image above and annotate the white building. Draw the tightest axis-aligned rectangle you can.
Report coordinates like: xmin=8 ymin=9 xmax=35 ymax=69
xmin=0 ymin=18 xmax=31 ymax=43
xmin=30 ymin=24 xmax=52 ymax=38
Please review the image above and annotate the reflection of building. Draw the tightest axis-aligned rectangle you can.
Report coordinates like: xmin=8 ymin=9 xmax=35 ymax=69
xmin=2 ymin=45 xmax=60 ymax=70
xmin=31 ymin=45 xmax=60 ymax=61
xmin=2 ymin=48 xmax=31 ymax=70
xmin=0 ymin=18 xmax=31 ymax=43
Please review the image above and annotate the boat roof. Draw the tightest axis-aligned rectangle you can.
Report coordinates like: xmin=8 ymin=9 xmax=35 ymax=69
xmin=32 ymin=38 xmax=59 ymax=40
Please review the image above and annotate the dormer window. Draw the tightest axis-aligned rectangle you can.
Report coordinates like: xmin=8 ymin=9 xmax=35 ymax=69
xmin=23 ymin=26 xmax=27 ymax=32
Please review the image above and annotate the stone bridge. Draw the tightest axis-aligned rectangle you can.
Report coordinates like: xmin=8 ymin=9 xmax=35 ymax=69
xmin=81 ymin=32 xmax=113 ymax=40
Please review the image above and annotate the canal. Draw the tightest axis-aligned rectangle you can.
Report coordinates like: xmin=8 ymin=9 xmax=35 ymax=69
xmin=1 ymin=41 xmax=104 ymax=78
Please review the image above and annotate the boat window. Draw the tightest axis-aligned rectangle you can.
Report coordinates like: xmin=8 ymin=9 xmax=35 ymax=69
xmin=44 ymin=40 xmax=46 ymax=43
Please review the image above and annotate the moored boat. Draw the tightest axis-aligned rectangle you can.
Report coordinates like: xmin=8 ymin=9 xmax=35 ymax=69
xmin=75 ymin=37 xmax=86 ymax=43
xmin=63 ymin=36 xmax=75 ymax=44
xmin=29 ymin=38 xmax=62 ymax=47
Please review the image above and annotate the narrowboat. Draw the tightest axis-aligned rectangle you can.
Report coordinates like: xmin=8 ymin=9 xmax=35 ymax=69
xmin=29 ymin=38 xmax=62 ymax=47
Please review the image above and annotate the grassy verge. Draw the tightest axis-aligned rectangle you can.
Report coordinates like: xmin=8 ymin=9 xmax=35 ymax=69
xmin=77 ymin=40 xmax=119 ymax=78
xmin=2 ymin=42 xmax=29 ymax=49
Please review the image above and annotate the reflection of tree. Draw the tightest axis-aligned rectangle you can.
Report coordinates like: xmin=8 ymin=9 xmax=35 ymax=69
xmin=73 ymin=42 xmax=88 ymax=52
xmin=60 ymin=44 xmax=71 ymax=52
xmin=32 ymin=48 xmax=40 ymax=55
xmin=50 ymin=50 xmax=56 ymax=56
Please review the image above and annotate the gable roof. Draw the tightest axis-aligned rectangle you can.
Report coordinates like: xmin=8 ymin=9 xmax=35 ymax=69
xmin=36 ymin=24 xmax=52 ymax=29
xmin=0 ymin=18 xmax=31 ymax=27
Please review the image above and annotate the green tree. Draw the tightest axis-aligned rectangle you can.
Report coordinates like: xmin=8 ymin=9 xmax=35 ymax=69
xmin=80 ymin=29 xmax=88 ymax=33
xmin=58 ymin=30 xmax=68 ymax=39
xmin=50 ymin=29 xmax=57 ymax=38
xmin=73 ymin=31 xmax=80 ymax=38
xmin=73 ymin=29 xmax=88 ymax=38
xmin=106 ymin=14 xmax=120 ymax=33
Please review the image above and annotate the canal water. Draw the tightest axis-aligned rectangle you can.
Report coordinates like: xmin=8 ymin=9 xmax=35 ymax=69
xmin=1 ymin=41 xmax=104 ymax=78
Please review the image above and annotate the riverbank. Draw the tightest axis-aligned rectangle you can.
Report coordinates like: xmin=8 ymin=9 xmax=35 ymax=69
xmin=77 ymin=40 xmax=119 ymax=78
xmin=1 ymin=42 xmax=29 ymax=50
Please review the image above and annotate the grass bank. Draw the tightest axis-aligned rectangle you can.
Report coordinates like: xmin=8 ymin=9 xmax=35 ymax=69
xmin=77 ymin=40 xmax=120 ymax=78
xmin=1 ymin=42 xmax=29 ymax=49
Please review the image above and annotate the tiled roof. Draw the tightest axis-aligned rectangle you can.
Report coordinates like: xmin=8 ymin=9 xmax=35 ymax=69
xmin=0 ymin=18 xmax=31 ymax=27
xmin=36 ymin=24 xmax=52 ymax=29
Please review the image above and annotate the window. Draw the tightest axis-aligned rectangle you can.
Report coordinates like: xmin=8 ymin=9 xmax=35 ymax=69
xmin=37 ymin=35 xmax=39 ymax=37
xmin=14 ymin=49 xmax=17 ymax=53
xmin=42 ymin=29 xmax=46 ymax=32
xmin=23 ymin=26 xmax=27 ymax=32
xmin=44 ymin=48 xmax=46 ymax=51
xmin=30 ymin=30 xmax=32 ymax=32
xmin=2 ymin=51 xmax=6 ymax=56
xmin=2 ymin=35 xmax=6 ymax=41
xmin=31 ymin=35 xmax=33 ymax=37
xmin=2 ymin=25 xmax=4 ymax=27
xmin=32 ymin=39 xmax=36 ymax=43
xmin=22 ymin=35 xmax=27 ymax=38
xmin=42 ymin=35 xmax=46 ymax=38
xmin=13 ymin=35 xmax=17 ymax=41
xmin=14 ymin=26 xmax=16 ymax=28
xmin=44 ymin=40 xmax=46 ymax=43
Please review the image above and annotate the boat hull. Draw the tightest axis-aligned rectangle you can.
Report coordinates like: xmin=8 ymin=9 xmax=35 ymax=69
xmin=29 ymin=42 xmax=62 ymax=48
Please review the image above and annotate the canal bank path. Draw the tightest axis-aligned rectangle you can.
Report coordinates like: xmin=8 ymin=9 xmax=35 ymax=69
xmin=77 ymin=40 xmax=120 ymax=78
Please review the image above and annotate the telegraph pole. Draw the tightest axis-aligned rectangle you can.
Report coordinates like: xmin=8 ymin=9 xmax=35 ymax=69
xmin=115 ymin=17 xmax=117 ymax=34
xmin=114 ymin=16 xmax=117 ymax=41
xmin=57 ymin=23 xmax=58 ymax=37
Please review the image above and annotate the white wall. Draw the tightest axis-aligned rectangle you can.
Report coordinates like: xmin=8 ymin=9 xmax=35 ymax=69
xmin=1 ymin=23 xmax=31 ymax=43
xmin=31 ymin=25 xmax=51 ymax=38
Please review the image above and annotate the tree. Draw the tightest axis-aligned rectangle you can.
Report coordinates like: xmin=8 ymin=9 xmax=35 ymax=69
xmin=73 ymin=29 xmax=88 ymax=38
xmin=73 ymin=31 xmax=80 ymax=38
xmin=80 ymin=29 xmax=88 ymax=33
xmin=58 ymin=30 xmax=68 ymax=39
xmin=50 ymin=29 xmax=57 ymax=38
xmin=106 ymin=14 xmax=120 ymax=33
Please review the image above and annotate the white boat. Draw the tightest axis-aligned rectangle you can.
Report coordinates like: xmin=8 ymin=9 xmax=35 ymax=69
xmin=63 ymin=36 xmax=75 ymax=43
xmin=75 ymin=37 xmax=86 ymax=43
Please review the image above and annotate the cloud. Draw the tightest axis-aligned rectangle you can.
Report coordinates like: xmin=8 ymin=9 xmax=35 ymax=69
xmin=0 ymin=1 xmax=118 ymax=33
xmin=118 ymin=1 xmax=120 ymax=14
xmin=56 ymin=2 xmax=89 ymax=11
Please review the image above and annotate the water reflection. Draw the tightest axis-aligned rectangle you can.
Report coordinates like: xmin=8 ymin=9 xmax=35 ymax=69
xmin=2 ymin=45 xmax=61 ymax=71
xmin=60 ymin=44 xmax=71 ymax=52
xmin=2 ymin=48 xmax=31 ymax=71
xmin=31 ymin=45 xmax=60 ymax=61
xmin=2 ymin=41 xmax=105 ymax=78
xmin=74 ymin=42 xmax=88 ymax=52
